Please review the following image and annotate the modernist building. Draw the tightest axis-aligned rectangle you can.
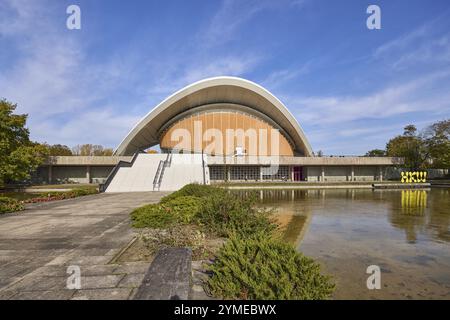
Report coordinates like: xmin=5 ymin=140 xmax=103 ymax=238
xmin=35 ymin=77 xmax=401 ymax=191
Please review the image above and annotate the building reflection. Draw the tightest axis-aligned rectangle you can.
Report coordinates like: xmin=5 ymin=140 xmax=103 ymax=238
xmin=236 ymin=188 xmax=450 ymax=246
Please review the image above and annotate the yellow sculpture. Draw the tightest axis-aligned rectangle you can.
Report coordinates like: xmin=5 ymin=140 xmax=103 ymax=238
xmin=400 ymin=171 xmax=427 ymax=183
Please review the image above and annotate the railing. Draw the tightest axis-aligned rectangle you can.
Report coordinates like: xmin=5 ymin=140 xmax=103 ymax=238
xmin=153 ymin=153 xmax=172 ymax=191
xmin=99 ymin=151 xmax=143 ymax=192
xmin=152 ymin=160 xmax=165 ymax=191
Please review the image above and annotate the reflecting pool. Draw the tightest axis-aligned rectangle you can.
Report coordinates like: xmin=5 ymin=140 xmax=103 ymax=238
xmin=240 ymin=188 xmax=450 ymax=299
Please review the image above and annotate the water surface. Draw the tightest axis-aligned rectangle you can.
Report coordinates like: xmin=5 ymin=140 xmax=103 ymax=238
xmin=243 ymin=188 xmax=450 ymax=299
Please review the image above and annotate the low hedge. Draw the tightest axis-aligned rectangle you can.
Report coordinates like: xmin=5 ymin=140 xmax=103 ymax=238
xmin=133 ymin=184 xmax=276 ymax=236
xmin=25 ymin=186 xmax=98 ymax=203
xmin=0 ymin=197 xmax=24 ymax=214
xmin=131 ymin=195 xmax=205 ymax=228
xmin=206 ymin=233 xmax=335 ymax=300
xmin=195 ymin=190 xmax=277 ymax=237
xmin=160 ymin=183 xmax=223 ymax=204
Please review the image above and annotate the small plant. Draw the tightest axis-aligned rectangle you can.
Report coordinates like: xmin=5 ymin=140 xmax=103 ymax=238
xmin=0 ymin=197 xmax=24 ymax=214
xmin=206 ymin=233 xmax=335 ymax=300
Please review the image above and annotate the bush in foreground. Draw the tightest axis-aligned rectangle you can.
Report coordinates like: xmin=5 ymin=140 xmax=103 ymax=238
xmin=131 ymin=195 xmax=204 ymax=228
xmin=206 ymin=233 xmax=335 ymax=300
xmin=160 ymin=183 xmax=223 ymax=203
xmin=139 ymin=184 xmax=276 ymax=236
xmin=0 ymin=197 xmax=24 ymax=214
xmin=196 ymin=190 xmax=277 ymax=237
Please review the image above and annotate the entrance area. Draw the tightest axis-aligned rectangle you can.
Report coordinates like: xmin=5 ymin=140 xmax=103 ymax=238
xmin=293 ymin=166 xmax=303 ymax=181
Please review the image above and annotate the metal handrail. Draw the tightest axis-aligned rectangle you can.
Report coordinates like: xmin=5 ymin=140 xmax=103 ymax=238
xmin=153 ymin=153 xmax=171 ymax=191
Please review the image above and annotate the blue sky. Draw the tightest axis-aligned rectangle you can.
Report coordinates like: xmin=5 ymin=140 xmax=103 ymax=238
xmin=1 ymin=0 xmax=450 ymax=155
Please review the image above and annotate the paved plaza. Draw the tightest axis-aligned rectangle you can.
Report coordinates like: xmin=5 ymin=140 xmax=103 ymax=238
xmin=0 ymin=192 xmax=168 ymax=300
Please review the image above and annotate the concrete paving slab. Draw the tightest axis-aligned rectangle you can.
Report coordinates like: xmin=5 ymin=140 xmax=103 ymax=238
xmin=0 ymin=192 xmax=169 ymax=300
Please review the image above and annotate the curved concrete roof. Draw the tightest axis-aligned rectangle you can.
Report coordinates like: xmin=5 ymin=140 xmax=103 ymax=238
xmin=114 ymin=76 xmax=313 ymax=156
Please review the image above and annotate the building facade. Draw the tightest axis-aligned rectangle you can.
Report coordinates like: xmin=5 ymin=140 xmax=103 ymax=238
xmin=35 ymin=77 xmax=403 ymax=190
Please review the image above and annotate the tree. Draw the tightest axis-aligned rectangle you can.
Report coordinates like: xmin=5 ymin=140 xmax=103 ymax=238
xmin=423 ymin=119 xmax=450 ymax=168
xmin=72 ymin=144 xmax=113 ymax=156
xmin=386 ymin=125 xmax=427 ymax=170
xmin=0 ymin=99 xmax=48 ymax=186
xmin=365 ymin=149 xmax=386 ymax=157
xmin=403 ymin=124 xmax=417 ymax=136
xmin=44 ymin=144 xmax=73 ymax=156
xmin=146 ymin=149 xmax=158 ymax=154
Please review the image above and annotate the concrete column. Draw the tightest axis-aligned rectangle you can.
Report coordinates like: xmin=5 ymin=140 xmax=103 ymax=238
xmin=260 ymin=166 xmax=264 ymax=181
xmin=227 ymin=166 xmax=231 ymax=181
xmin=86 ymin=165 xmax=91 ymax=184
xmin=351 ymin=166 xmax=354 ymax=182
xmin=321 ymin=166 xmax=325 ymax=182
xmin=291 ymin=166 xmax=294 ymax=181
xmin=48 ymin=165 xmax=52 ymax=184
xmin=379 ymin=166 xmax=383 ymax=182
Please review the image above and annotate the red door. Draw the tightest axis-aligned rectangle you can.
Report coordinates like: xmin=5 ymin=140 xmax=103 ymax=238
xmin=293 ymin=166 xmax=302 ymax=181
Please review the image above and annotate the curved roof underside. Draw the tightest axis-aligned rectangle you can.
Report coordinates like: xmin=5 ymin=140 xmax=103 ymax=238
xmin=114 ymin=76 xmax=313 ymax=156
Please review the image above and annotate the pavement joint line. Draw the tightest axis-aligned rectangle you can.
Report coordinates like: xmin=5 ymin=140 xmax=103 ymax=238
xmin=108 ymin=236 xmax=138 ymax=265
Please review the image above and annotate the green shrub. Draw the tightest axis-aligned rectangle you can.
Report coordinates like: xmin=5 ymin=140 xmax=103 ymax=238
xmin=160 ymin=183 xmax=224 ymax=203
xmin=0 ymin=197 xmax=24 ymax=214
xmin=30 ymin=186 xmax=98 ymax=202
xmin=131 ymin=196 xmax=204 ymax=228
xmin=206 ymin=233 xmax=335 ymax=300
xmin=131 ymin=204 xmax=177 ymax=228
xmin=196 ymin=190 xmax=277 ymax=237
xmin=70 ymin=186 xmax=98 ymax=197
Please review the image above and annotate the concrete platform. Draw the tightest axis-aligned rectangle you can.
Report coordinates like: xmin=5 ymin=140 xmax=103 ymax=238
xmin=0 ymin=192 xmax=168 ymax=300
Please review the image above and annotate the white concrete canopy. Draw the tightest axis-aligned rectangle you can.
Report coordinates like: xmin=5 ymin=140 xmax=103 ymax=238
xmin=114 ymin=76 xmax=313 ymax=156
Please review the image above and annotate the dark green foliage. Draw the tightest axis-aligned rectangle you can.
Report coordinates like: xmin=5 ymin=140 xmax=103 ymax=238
xmin=0 ymin=197 xmax=24 ymax=214
xmin=0 ymin=99 xmax=49 ymax=186
xmin=160 ymin=183 xmax=222 ymax=203
xmin=158 ymin=183 xmax=277 ymax=236
xmin=206 ymin=233 xmax=335 ymax=300
xmin=131 ymin=195 xmax=204 ymax=228
xmin=131 ymin=203 xmax=177 ymax=228
xmin=196 ymin=190 xmax=277 ymax=237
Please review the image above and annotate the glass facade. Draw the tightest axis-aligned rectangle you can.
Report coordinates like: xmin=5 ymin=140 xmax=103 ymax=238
xmin=209 ymin=165 xmax=291 ymax=181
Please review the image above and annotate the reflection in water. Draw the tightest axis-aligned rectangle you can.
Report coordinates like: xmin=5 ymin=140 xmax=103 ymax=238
xmin=401 ymin=190 xmax=427 ymax=216
xmin=236 ymin=188 xmax=450 ymax=299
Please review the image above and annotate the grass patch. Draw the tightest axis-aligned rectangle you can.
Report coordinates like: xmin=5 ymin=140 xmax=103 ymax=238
xmin=0 ymin=197 xmax=24 ymax=214
xmin=206 ymin=233 xmax=335 ymax=300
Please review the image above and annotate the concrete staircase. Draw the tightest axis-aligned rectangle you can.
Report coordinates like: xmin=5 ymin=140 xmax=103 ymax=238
xmin=104 ymin=153 xmax=208 ymax=192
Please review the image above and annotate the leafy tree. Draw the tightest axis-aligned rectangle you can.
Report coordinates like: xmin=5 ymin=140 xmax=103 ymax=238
xmin=72 ymin=144 xmax=113 ymax=156
xmin=423 ymin=119 xmax=450 ymax=168
xmin=403 ymin=124 xmax=417 ymax=136
xmin=0 ymin=99 xmax=48 ymax=186
xmin=44 ymin=144 xmax=73 ymax=156
xmin=365 ymin=149 xmax=386 ymax=157
xmin=386 ymin=125 xmax=428 ymax=170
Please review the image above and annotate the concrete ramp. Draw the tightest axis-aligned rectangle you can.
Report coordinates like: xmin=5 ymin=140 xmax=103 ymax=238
xmin=160 ymin=154 xmax=209 ymax=191
xmin=104 ymin=153 xmax=208 ymax=192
